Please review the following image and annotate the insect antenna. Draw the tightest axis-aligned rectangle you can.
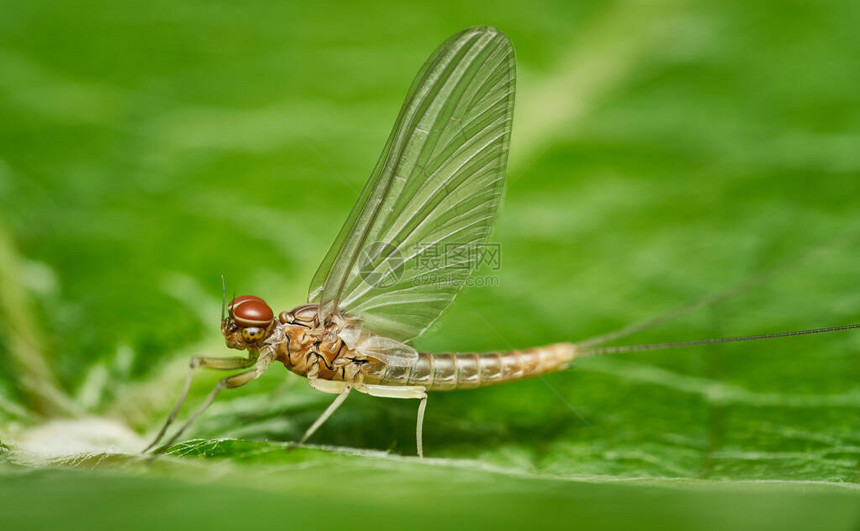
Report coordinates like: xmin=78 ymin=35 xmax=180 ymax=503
xmin=221 ymin=275 xmax=227 ymax=322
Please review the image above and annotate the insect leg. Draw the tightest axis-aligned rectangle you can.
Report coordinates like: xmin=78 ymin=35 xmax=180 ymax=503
xmin=142 ymin=354 xmax=259 ymax=453
xmin=354 ymin=384 xmax=428 ymax=458
xmin=298 ymin=384 xmax=351 ymax=446
xmin=150 ymin=361 xmax=268 ymax=455
xmin=417 ymin=394 xmax=428 ymax=458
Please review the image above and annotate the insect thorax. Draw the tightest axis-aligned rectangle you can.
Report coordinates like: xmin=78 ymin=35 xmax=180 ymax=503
xmin=269 ymin=305 xmax=375 ymax=383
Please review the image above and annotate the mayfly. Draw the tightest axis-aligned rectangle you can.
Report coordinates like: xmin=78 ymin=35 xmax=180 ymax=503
xmin=144 ymin=26 xmax=859 ymax=457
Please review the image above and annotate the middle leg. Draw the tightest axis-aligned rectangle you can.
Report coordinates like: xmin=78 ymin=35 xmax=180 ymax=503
xmin=298 ymin=378 xmax=352 ymax=446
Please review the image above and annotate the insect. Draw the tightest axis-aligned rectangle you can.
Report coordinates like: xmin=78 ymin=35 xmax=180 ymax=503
xmin=144 ymin=26 xmax=859 ymax=458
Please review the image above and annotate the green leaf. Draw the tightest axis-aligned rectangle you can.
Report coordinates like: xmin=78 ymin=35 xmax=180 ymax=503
xmin=1 ymin=0 xmax=859 ymax=527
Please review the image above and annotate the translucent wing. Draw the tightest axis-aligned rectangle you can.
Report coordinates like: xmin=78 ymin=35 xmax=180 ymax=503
xmin=338 ymin=321 xmax=418 ymax=367
xmin=308 ymin=26 xmax=516 ymax=343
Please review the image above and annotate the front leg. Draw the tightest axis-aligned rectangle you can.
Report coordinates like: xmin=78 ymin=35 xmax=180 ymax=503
xmin=143 ymin=352 xmax=260 ymax=453
xmin=353 ymin=384 xmax=428 ymax=458
xmin=152 ymin=363 xmax=269 ymax=455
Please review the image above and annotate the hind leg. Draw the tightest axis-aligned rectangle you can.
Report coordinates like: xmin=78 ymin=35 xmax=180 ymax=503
xmin=354 ymin=384 xmax=428 ymax=458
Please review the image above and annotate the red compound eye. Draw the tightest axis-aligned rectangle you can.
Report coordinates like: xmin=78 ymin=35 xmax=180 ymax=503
xmin=229 ymin=295 xmax=274 ymax=327
xmin=229 ymin=295 xmax=264 ymax=310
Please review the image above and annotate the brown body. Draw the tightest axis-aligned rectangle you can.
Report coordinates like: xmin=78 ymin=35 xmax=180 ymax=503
xmin=176 ymin=296 xmax=577 ymax=459
xmin=269 ymin=304 xmax=577 ymax=392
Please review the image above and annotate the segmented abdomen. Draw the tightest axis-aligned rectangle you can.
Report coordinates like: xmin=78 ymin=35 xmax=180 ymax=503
xmin=360 ymin=343 xmax=576 ymax=391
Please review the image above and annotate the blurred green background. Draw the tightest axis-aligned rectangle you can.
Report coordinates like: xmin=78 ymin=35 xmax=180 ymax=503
xmin=1 ymin=0 xmax=859 ymax=528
